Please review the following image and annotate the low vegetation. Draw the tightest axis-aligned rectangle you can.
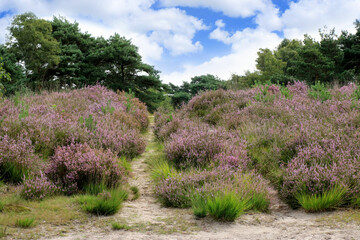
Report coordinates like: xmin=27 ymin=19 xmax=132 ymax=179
xmin=154 ymin=81 xmax=360 ymax=220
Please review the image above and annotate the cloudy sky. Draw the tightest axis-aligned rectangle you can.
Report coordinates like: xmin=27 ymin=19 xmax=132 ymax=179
xmin=0 ymin=0 xmax=359 ymax=85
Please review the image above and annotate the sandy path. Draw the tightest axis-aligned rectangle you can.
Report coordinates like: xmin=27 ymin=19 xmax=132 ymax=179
xmin=48 ymin=124 xmax=360 ymax=240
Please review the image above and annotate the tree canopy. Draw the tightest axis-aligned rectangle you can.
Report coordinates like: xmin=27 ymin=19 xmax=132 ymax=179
xmin=1 ymin=12 xmax=164 ymax=112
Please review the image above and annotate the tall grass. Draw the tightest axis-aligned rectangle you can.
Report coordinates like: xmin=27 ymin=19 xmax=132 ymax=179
xmin=15 ymin=217 xmax=36 ymax=228
xmin=296 ymin=185 xmax=347 ymax=212
xmin=207 ymin=192 xmax=250 ymax=221
xmin=78 ymin=188 xmax=128 ymax=216
xmin=191 ymin=195 xmax=207 ymax=218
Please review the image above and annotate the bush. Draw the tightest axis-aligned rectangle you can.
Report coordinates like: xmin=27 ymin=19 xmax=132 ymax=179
xmin=207 ymin=192 xmax=249 ymax=221
xmin=21 ymin=172 xmax=60 ymax=200
xmin=0 ymin=135 xmax=40 ymax=183
xmin=296 ymin=185 xmax=348 ymax=212
xmin=46 ymin=143 xmax=125 ymax=194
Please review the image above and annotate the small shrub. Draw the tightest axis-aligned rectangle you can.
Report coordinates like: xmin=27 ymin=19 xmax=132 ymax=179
xmin=111 ymin=222 xmax=131 ymax=230
xmin=296 ymin=185 xmax=347 ymax=212
xmin=308 ymin=81 xmax=332 ymax=102
xmin=207 ymin=192 xmax=249 ymax=221
xmin=46 ymin=143 xmax=124 ymax=194
xmin=192 ymin=195 xmax=208 ymax=218
xmin=21 ymin=172 xmax=59 ymax=200
xmin=15 ymin=217 xmax=36 ymax=228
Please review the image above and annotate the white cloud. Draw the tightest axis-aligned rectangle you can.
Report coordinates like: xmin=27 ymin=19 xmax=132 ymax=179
xmin=281 ymin=0 xmax=360 ymax=39
xmin=162 ymin=27 xmax=282 ymax=85
xmin=0 ymin=0 xmax=207 ymax=62
xmin=159 ymin=0 xmax=268 ymax=18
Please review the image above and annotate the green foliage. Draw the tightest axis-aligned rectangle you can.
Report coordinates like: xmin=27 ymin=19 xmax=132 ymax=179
xmin=18 ymin=103 xmax=29 ymax=120
xmin=256 ymin=48 xmax=286 ymax=81
xmin=111 ymin=222 xmax=131 ymax=230
xmin=191 ymin=195 xmax=208 ymax=218
xmin=206 ymin=192 xmax=250 ymax=221
xmin=8 ymin=12 xmax=60 ymax=88
xmin=0 ymin=226 xmax=6 ymax=238
xmin=308 ymin=81 xmax=332 ymax=102
xmin=130 ymin=186 xmax=140 ymax=200
xmin=0 ymin=161 xmax=29 ymax=183
xmin=84 ymin=181 xmax=108 ymax=196
xmin=79 ymin=115 xmax=96 ymax=131
xmin=352 ymin=196 xmax=360 ymax=208
xmin=296 ymin=185 xmax=347 ymax=212
xmin=248 ymin=194 xmax=270 ymax=212
xmin=167 ymin=74 xmax=225 ymax=108
xmin=352 ymin=86 xmax=360 ymax=100
xmin=280 ymin=86 xmax=293 ymax=99
xmin=101 ymin=100 xmax=115 ymax=114
xmin=15 ymin=217 xmax=36 ymax=228
xmin=0 ymin=201 xmax=4 ymax=212
xmin=254 ymin=84 xmax=275 ymax=102
xmin=150 ymin=159 xmax=176 ymax=183
xmin=79 ymin=188 xmax=128 ymax=216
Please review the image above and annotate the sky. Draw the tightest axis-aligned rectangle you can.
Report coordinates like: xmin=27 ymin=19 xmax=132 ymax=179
xmin=0 ymin=0 xmax=360 ymax=85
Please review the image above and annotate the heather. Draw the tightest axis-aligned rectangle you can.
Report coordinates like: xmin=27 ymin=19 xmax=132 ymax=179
xmin=0 ymin=85 xmax=148 ymax=199
xmin=154 ymin=81 xmax=360 ymax=212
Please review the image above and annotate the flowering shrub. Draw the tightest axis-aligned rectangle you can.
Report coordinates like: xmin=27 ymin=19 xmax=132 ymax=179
xmin=0 ymin=134 xmax=41 ymax=183
xmin=21 ymin=172 xmax=60 ymax=200
xmin=46 ymin=143 xmax=125 ymax=194
xmin=155 ymin=81 xmax=360 ymax=212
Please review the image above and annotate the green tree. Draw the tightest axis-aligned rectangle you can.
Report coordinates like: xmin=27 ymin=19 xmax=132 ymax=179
xmin=256 ymin=48 xmax=286 ymax=82
xmin=7 ymin=12 xmax=60 ymax=89
xmin=339 ymin=20 xmax=360 ymax=79
xmin=0 ymin=45 xmax=27 ymax=95
xmin=0 ymin=57 xmax=11 ymax=97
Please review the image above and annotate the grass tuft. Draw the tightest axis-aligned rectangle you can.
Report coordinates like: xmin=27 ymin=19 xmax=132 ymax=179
xmin=296 ymin=185 xmax=347 ymax=212
xmin=0 ymin=226 xmax=6 ymax=238
xmin=130 ymin=186 xmax=140 ymax=200
xmin=192 ymin=195 xmax=207 ymax=218
xmin=15 ymin=217 xmax=36 ymax=228
xmin=206 ymin=192 xmax=250 ymax=221
xmin=79 ymin=188 xmax=128 ymax=216
xmin=111 ymin=222 xmax=131 ymax=230
xmin=248 ymin=193 xmax=270 ymax=212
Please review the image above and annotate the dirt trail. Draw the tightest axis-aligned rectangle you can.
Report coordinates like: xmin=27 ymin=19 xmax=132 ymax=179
xmin=48 ymin=123 xmax=360 ymax=240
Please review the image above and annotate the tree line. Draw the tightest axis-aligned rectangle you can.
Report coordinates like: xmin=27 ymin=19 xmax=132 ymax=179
xmin=0 ymin=12 xmax=164 ymax=111
xmin=1 ymin=13 xmax=359 ymax=110
xmin=227 ymin=20 xmax=360 ymax=89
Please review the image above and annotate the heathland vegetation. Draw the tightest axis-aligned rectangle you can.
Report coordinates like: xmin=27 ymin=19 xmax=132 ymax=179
xmin=0 ymin=11 xmax=360 ymax=238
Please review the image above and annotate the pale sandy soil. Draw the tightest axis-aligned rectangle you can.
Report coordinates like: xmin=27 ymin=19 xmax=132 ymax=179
xmin=45 ymin=125 xmax=360 ymax=240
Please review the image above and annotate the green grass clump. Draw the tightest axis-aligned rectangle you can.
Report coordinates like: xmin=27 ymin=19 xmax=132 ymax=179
xmin=248 ymin=193 xmax=269 ymax=212
xmin=0 ymin=226 xmax=6 ymax=238
xmin=0 ymin=162 xmax=29 ymax=183
xmin=206 ymin=192 xmax=249 ymax=221
xmin=0 ymin=201 xmax=4 ymax=212
xmin=150 ymin=159 xmax=176 ymax=183
xmin=352 ymin=196 xmax=360 ymax=208
xmin=79 ymin=188 xmax=128 ymax=216
xmin=15 ymin=217 xmax=36 ymax=228
xmin=84 ymin=181 xmax=107 ymax=195
xmin=111 ymin=222 xmax=131 ymax=230
xmin=130 ymin=186 xmax=140 ymax=200
xmin=192 ymin=195 xmax=207 ymax=218
xmin=296 ymin=185 xmax=347 ymax=212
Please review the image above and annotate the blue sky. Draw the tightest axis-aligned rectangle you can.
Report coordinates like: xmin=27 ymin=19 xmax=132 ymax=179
xmin=0 ymin=0 xmax=359 ymax=85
